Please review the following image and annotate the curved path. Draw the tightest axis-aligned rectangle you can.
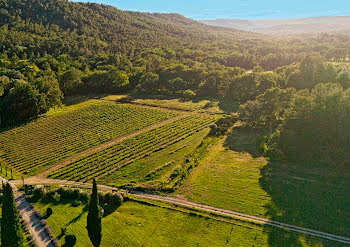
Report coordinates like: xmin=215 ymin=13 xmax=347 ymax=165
xmin=0 ymin=176 xmax=55 ymax=247
xmin=11 ymin=177 xmax=350 ymax=245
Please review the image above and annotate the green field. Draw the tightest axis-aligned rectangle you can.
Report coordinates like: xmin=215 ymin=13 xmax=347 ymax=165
xmin=48 ymin=114 xmax=217 ymax=183
xmin=0 ymin=100 xmax=177 ymax=175
xmin=178 ymin=126 xmax=350 ymax=245
xmin=33 ymin=198 xmax=331 ymax=247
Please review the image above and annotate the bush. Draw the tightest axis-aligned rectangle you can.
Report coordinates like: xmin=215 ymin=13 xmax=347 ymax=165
xmin=111 ymin=193 xmax=123 ymax=206
xmin=60 ymin=227 xmax=67 ymax=236
xmin=72 ymin=200 xmax=82 ymax=207
xmin=65 ymin=234 xmax=77 ymax=247
xmin=33 ymin=187 xmax=45 ymax=198
xmin=79 ymin=191 xmax=89 ymax=203
xmin=52 ymin=192 xmax=61 ymax=202
xmin=209 ymin=116 xmax=237 ymax=136
xmin=182 ymin=89 xmax=196 ymax=99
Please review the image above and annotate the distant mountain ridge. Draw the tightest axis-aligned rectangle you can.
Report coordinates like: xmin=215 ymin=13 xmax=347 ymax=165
xmin=200 ymin=16 xmax=350 ymax=35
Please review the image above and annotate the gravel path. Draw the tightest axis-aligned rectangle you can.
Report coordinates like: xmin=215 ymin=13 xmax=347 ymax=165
xmin=10 ymin=177 xmax=350 ymax=245
xmin=0 ymin=176 xmax=55 ymax=247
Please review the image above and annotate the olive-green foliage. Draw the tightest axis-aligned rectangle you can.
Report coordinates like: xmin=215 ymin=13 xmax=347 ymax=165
xmin=238 ymin=87 xmax=296 ymax=129
xmin=267 ymin=83 xmax=350 ymax=163
xmin=0 ymin=76 xmax=62 ymax=124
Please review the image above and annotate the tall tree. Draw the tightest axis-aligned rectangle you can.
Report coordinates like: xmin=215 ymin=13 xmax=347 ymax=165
xmin=1 ymin=183 xmax=23 ymax=247
xmin=87 ymin=179 xmax=102 ymax=247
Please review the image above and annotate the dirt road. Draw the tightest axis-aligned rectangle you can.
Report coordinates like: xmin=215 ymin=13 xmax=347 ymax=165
xmin=11 ymin=177 xmax=350 ymax=245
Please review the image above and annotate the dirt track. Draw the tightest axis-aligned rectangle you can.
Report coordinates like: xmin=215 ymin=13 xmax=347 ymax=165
xmin=11 ymin=177 xmax=350 ymax=245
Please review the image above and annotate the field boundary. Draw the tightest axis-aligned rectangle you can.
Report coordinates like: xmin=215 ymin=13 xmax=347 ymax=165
xmin=38 ymin=113 xmax=188 ymax=178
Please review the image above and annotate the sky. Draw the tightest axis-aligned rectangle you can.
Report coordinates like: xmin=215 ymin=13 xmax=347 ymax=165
xmin=73 ymin=0 xmax=350 ymax=20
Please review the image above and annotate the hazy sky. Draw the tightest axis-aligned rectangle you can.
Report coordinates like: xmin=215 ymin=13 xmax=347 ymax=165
xmin=73 ymin=0 xmax=350 ymax=20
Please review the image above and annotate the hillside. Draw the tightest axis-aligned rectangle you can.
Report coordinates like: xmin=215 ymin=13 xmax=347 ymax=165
xmin=200 ymin=16 xmax=350 ymax=35
xmin=0 ymin=0 xmax=246 ymax=57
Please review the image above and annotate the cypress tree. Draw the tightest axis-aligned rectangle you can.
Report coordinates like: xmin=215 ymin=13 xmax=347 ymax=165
xmin=87 ymin=179 xmax=102 ymax=247
xmin=1 ymin=183 xmax=23 ymax=247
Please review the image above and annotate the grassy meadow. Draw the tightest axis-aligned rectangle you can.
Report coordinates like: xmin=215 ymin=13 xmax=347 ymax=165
xmin=33 ymin=198 xmax=333 ymax=247
xmin=178 ymin=125 xmax=350 ymax=245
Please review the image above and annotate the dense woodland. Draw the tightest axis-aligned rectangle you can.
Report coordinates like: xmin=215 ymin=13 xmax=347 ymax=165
xmin=0 ymin=0 xmax=349 ymax=164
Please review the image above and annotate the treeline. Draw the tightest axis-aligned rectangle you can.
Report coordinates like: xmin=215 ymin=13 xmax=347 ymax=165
xmin=238 ymin=58 xmax=350 ymax=165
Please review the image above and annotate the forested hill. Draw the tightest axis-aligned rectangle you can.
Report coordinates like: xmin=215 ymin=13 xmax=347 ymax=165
xmin=1 ymin=0 xmax=350 ymax=130
xmin=0 ymin=0 xmax=246 ymax=57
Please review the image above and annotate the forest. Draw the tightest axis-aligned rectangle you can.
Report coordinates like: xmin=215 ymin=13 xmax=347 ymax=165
xmin=0 ymin=0 xmax=349 ymax=165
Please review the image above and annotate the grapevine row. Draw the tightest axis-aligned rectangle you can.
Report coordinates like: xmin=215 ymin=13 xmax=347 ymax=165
xmin=48 ymin=115 xmax=216 ymax=182
xmin=0 ymin=101 xmax=177 ymax=174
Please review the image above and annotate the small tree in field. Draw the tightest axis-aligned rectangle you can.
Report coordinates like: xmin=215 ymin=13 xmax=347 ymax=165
xmin=87 ymin=179 xmax=102 ymax=247
xmin=1 ymin=183 xmax=23 ymax=247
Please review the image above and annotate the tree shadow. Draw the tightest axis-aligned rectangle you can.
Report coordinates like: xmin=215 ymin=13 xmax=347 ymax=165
xmin=102 ymin=203 xmax=121 ymax=218
xmin=224 ymin=125 xmax=264 ymax=158
xmin=224 ymin=125 xmax=349 ymax=246
xmin=66 ymin=206 xmax=88 ymax=226
xmin=62 ymin=94 xmax=107 ymax=106
xmin=259 ymin=160 xmax=350 ymax=246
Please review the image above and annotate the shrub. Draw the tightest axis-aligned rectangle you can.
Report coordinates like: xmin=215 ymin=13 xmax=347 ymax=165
xmin=182 ymin=89 xmax=196 ymax=99
xmin=111 ymin=193 xmax=123 ymax=206
xmin=33 ymin=186 xmax=45 ymax=198
xmin=65 ymin=234 xmax=77 ymax=247
xmin=52 ymin=192 xmax=61 ymax=202
xmin=72 ymin=200 xmax=82 ymax=207
xmin=60 ymin=227 xmax=67 ymax=236
xmin=79 ymin=191 xmax=89 ymax=202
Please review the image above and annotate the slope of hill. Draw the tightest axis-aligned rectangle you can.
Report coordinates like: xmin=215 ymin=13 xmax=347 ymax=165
xmin=0 ymin=0 xmax=247 ymax=57
xmin=200 ymin=16 xmax=350 ymax=35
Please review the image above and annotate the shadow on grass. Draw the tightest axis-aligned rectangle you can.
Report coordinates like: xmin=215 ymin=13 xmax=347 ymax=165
xmin=102 ymin=203 xmax=121 ymax=218
xmin=62 ymin=94 xmax=108 ymax=106
xmin=224 ymin=125 xmax=350 ymax=246
xmin=224 ymin=125 xmax=264 ymax=158
xmin=114 ymin=93 xmax=238 ymax=113
xmin=259 ymin=160 xmax=350 ymax=246
xmin=67 ymin=206 xmax=88 ymax=226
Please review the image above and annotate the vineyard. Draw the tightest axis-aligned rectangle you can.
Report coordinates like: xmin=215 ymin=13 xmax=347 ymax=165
xmin=48 ymin=115 xmax=217 ymax=182
xmin=0 ymin=101 xmax=177 ymax=175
